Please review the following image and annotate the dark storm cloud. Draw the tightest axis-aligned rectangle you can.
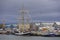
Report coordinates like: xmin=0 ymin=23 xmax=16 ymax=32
xmin=0 ymin=0 xmax=60 ymax=23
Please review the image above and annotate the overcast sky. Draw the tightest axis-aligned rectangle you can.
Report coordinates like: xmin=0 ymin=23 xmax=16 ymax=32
xmin=0 ymin=0 xmax=60 ymax=23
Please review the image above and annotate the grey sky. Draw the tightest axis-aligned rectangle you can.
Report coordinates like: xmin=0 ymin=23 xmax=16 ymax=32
xmin=0 ymin=0 xmax=60 ymax=23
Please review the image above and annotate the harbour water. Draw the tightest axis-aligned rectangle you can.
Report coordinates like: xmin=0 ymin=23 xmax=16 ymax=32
xmin=0 ymin=34 xmax=60 ymax=40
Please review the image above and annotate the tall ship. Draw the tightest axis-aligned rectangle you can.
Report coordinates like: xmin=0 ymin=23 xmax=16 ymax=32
xmin=15 ymin=5 xmax=31 ymax=36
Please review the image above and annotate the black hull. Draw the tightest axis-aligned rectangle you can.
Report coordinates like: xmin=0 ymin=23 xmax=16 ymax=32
xmin=15 ymin=33 xmax=31 ymax=36
xmin=28 ymin=33 xmax=60 ymax=37
xmin=41 ymin=35 xmax=60 ymax=37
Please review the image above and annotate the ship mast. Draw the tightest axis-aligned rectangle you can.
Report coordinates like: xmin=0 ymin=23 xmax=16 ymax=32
xmin=2 ymin=19 xmax=5 ymax=30
xmin=20 ymin=4 xmax=25 ymax=32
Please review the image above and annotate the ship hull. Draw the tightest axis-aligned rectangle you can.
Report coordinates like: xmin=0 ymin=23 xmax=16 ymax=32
xmin=15 ymin=32 xmax=31 ymax=36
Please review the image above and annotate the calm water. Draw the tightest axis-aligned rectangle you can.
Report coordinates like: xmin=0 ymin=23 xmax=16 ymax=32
xmin=0 ymin=34 xmax=60 ymax=40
